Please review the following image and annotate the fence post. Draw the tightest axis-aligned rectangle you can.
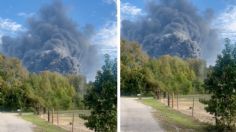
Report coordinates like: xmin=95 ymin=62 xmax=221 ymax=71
xmin=52 ymin=108 xmax=54 ymax=124
xmin=167 ymin=93 xmax=170 ymax=107
xmin=57 ymin=111 xmax=59 ymax=125
xmin=177 ymin=94 xmax=179 ymax=110
xmin=192 ymin=97 xmax=195 ymax=117
xmin=72 ymin=112 xmax=74 ymax=132
xmin=172 ymin=93 xmax=174 ymax=108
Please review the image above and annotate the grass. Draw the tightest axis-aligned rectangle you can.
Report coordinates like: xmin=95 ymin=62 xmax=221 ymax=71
xmin=21 ymin=113 xmax=68 ymax=132
xmin=140 ymin=98 xmax=210 ymax=132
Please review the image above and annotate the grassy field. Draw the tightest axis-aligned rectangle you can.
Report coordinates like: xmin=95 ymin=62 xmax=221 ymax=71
xmin=140 ymin=98 xmax=210 ymax=132
xmin=21 ymin=113 xmax=68 ymax=132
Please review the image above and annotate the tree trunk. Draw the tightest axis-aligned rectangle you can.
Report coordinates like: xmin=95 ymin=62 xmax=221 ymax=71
xmin=52 ymin=108 xmax=54 ymax=124
xmin=167 ymin=93 xmax=170 ymax=107
xmin=156 ymin=89 xmax=160 ymax=100
xmin=43 ymin=107 xmax=46 ymax=114
xmin=47 ymin=109 xmax=50 ymax=122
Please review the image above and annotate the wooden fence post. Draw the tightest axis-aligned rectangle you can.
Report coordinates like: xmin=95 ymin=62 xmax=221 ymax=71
xmin=167 ymin=93 xmax=170 ymax=107
xmin=172 ymin=93 xmax=174 ymax=108
xmin=192 ymin=97 xmax=195 ymax=117
xmin=52 ymin=108 xmax=54 ymax=124
xmin=72 ymin=112 xmax=75 ymax=132
xmin=57 ymin=111 xmax=59 ymax=125
xmin=177 ymin=94 xmax=179 ymax=110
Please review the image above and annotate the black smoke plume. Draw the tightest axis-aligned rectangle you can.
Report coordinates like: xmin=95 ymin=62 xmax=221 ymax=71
xmin=122 ymin=0 xmax=220 ymax=64
xmin=1 ymin=1 xmax=101 ymax=80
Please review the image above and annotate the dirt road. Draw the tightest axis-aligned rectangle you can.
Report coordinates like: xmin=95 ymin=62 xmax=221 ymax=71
xmin=121 ymin=97 xmax=164 ymax=132
xmin=0 ymin=112 xmax=34 ymax=132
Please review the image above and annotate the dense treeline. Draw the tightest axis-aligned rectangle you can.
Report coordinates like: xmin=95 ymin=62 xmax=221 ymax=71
xmin=0 ymin=54 xmax=86 ymax=113
xmin=121 ymin=40 xmax=207 ymax=98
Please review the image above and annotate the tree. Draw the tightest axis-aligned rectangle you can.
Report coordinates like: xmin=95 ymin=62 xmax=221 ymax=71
xmin=0 ymin=55 xmax=29 ymax=110
xmin=187 ymin=58 xmax=207 ymax=93
xmin=66 ymin=74 xmax=88 ymax=109
xmin=121 ymin=40 xmax=150 ymax=95
xmin=83 ymin=54 xmax=117 ymax=132
xmin=203 ymin=39 xmax=236 ymax=130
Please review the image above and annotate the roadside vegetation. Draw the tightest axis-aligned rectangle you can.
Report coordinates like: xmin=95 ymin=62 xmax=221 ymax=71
xmin=22 ymin=113 xmax=66 ymax=132
xmin=141 ymin=98 xmax=208 ymax=131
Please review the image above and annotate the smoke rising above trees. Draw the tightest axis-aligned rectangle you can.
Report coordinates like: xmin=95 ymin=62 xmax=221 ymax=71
xmin=121 ymin=0 xmax=221 ymax=64
xmin=1 ymin=1 xmax=101 ymax=80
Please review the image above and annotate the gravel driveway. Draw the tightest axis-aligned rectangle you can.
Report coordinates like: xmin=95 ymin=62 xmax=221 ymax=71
xmin=121 ymin=97 xmax=164 ymax=132
xmin=0 ymin=112 xmax=34 ymax=132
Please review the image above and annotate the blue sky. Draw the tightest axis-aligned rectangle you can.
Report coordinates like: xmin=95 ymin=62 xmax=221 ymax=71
xmin=0 ymin=0 xmax=117 ymax=56
xmin=121 ymin=0 xmax=230 ymax=17
xmin=0 ymin=0 xmax=116 ymax=29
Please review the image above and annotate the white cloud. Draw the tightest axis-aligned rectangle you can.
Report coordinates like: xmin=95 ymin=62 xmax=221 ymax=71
xmin=0 ymin=18 xmax=23 ymax=32
xmin=92 ymin=21 xmax=117 ymax=57
xmin=17 ymin=12 xmax=35 ymax=18
xmin=0 ymin=18 xmax=24 ymax=45
xmin=121 ymin=2 xmax=142 ymax=20
xmin=103 ymin=0 xmax=116 ymax=4
xmin=214 ymin=6 xmax=236 ymax=42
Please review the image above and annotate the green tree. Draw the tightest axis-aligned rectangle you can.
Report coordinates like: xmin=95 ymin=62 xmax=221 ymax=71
xmin=83 ymin=55 xmax=117 ymax=132
xmin=203 ymin=39 xmax=236 ymax=130
xmin=187 ymin=58 xmax=207 ymax=93
xmin=0 ymin=55 xmax=29 ymax=110
xmin=121 ymin=40 xmax=149 ymax=95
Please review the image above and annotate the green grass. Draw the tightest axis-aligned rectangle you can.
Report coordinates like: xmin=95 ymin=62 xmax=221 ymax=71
xmin=140 ymin=98 xmax=209 ymax=131
xmin=21 ymin=113 xmax=68 ymax=132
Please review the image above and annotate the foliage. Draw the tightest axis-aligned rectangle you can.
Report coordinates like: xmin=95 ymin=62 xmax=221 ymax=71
xmin=27 ymin=72 xmax=76 ymax=111
xmin=187 ymin=59 xmax=207 ymax=93
xmin=83 ymin=54 xmax=117 ymax=132
xmin=203 ymin=39 xmax=236 ymax=130
xmin=147 ymin=55 xmax=196 ymax=95
xmin=0 ymin=54 xmax=84 ymax=112
xmin=0 ymin=55 xmax=29 ymax=110
xmin=121 ymin=40 xmax=150 ymax=95
xmin=121 ymin=40 xmax=203 ymax=96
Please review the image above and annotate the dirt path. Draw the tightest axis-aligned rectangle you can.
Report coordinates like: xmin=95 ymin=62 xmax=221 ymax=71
xmin=121 ymin=97 xmax=164 ymax=132
xmin=0 ymin=112 xmax=34 ymax=132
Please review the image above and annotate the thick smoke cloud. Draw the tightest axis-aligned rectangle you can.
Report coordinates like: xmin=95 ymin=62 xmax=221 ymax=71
xmin=122 ymin=0 xmax=220 ymax=64
xmin=1 ymin=1 xmax=101 ymax=80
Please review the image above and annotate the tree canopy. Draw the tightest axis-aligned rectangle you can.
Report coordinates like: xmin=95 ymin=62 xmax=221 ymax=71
xmin=203 ymin=39 xmax=236 ymax=130
xmin=83 ymin=55 xmax=117 ymax=132
xmin=121 ymin=40 xmax=207 ymax=96
xmin=0 ymin=54 xmax=85 ymax=112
